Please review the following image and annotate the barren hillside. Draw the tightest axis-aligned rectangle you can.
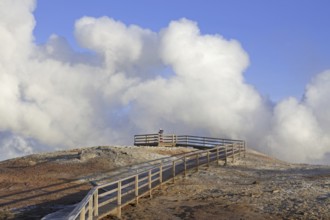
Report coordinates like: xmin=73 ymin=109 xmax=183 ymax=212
xmin=0 ymin=146 xmax=194 ymax=219
xmin=112 ymin=149 xmax=330 ymax=220
xmin=0 ymin=146 xmax=329 ymax=219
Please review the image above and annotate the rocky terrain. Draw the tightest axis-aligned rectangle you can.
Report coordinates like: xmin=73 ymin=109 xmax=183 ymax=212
xmin=114 ymin=149 xmax=330 ymax=220
xmin=0 ymin=146 xmax=329 ymax=219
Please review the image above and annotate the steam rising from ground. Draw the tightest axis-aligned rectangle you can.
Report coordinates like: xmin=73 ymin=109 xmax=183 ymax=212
xmin=0 ymin=0 xmax=329 ymax=164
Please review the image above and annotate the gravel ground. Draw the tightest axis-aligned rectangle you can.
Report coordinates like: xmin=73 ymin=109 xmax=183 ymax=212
xmin=110 ymin=149 xmax=330 ymax=220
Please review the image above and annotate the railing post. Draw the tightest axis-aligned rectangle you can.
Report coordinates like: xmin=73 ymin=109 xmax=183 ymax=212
xmin=135 ymin=174 xmax=139 ymax=204
xmin=159 ymin=163 xmax=163 ymax=189
xmin=207 ymin=151 xmax=210 ymax=168
xmin=238 ymin=143 xmax=241 ymax=158
xmin=184 ymin=156 xmax=187 ymax=177
xmin=117 ymin=181 xmax=122 ymax=218
xmin=196 ymin=154 xmax=199 ymax=172
xmin=244 ymin=141 xmax=246 ymax=158
xmin=172 ymin=161 xmax=176 ymax=183
xmin=216 ymin=147 xmax=219 ymax=165
xmin=225 ymin=145 xmax=228 ymax=165
xmin=94 ymin=189 xmax=98 ymax=217
xmin=149 ymin=170 xmax=152 ymax=198
xmin=80 ymin=207 xmax=85 ymax=220
xmin=88 ymin=198 xmax=93 ymax=220
xmin=232 ymin=144 xmax=235 ymax=162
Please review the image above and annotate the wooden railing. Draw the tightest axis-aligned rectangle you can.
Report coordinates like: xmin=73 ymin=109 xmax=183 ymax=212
xmin=134 ymin=133 xmax=160 ymax=146
xmin=134 ymin=134 xmax=245 ymax=149
xmin=66 ymin=143 xmax=245 ymax=220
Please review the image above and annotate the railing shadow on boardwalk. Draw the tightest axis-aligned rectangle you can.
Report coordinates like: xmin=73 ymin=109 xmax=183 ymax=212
xmin=66 ymin=139 xmax=246 ymax=220
xmin=13 ymin=190 xmax=89 ymax=220
xmin=0 ymin=180 xmax=88 ymax=209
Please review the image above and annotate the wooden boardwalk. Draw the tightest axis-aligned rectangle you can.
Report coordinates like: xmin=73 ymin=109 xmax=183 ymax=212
xmin=65 ymin=135 xmax=246 ymax=220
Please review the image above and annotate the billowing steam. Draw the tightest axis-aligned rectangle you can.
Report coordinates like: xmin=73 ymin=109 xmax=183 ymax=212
xmin=0 ymin=0 xmax=329 ymax=164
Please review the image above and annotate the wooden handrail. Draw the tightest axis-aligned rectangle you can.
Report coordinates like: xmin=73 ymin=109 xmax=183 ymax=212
xmin=134 ymin=133 xmax=245 ymax=149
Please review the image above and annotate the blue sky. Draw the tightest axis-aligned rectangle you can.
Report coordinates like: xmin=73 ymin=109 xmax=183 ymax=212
xmin=33 ymin=0 xmax=330 ymax=102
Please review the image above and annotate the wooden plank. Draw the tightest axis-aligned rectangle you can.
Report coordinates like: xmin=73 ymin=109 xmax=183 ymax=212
xmin=121 ymin=188 xmax=135 ymax=198
xmin=184 ymin=156 xmax=187 ymax=177
xmin=69 ymin=188 xmax=96 ymax=220
xmin=80 ymin=206 xmax=85 ymax=220
xmin=232 ymin=144 xmax=235 ymax=162
xmin=159 ymin=163 xmax=163 ymax=189
xmin=134 ymin=133 xmax=159 ymax=137
xmin=98 ymin=197 xmax=116 ymax=208
xmin=117 ymin=181 xmax=121 ymax=218
xmin=135 ymin=175 xmax=139 ymax=204
xmin=88 ymin=198 xmax=93 ymax=220
xmin=225 ymin=146 xmax=228 ymax=164
xmin=151 ymin=170 xmax=160 ymax=177
xmin=172 ymin=161 xmax=176 ymax=183
xmin=93 ymin=190 xmax=98 ymax=217
xmin=138 ymin=175 xmax=149 ymax=182
xmin=139 ymin=182 xmax=149 ymax=189
xmin=121 ymin=181 xmax=135 ymax=189
xmin=98 ymin=188 xmax=118 ymax=198
xmin=196 ymin=154 xmax=199 ymax=172
xmin=177 ymin=135 xmax=244 ymax=142
xmin=148 ymin=170 xmax=152 ymax=198
xmin=243 ymin=142 xmax=246 ymax=158
xmin=151 ymin=177 xmax=160 ymax=184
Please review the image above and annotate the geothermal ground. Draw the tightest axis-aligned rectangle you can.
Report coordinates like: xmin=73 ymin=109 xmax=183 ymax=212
xmin=0 ymin=146 xmax=329 ymax=220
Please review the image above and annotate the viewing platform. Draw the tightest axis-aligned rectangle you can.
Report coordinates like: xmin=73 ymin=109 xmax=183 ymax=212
xmin=134 ymin=130 xmax=246 ymax=150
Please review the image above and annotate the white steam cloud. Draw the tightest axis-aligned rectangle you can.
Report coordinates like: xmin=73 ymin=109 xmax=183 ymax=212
xmin=266 ymin=71 xmax=330 ymax=164
xmin=0 ymin=0 xmax=329 ymax=164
